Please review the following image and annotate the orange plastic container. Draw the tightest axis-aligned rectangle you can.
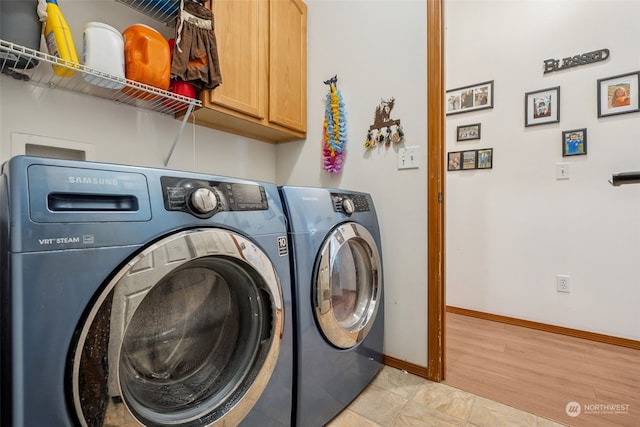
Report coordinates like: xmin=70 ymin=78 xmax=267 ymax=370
xmin=121 ymin=24 xmax=170 ymax=99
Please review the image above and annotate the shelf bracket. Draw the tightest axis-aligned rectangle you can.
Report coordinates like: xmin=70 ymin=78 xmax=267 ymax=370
xmin=164 ymin=103 xmax=196 ymax=167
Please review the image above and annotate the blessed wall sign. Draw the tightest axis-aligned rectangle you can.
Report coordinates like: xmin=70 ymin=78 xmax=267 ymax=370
xmin=543 ymin=49 xmax=610 ymax=74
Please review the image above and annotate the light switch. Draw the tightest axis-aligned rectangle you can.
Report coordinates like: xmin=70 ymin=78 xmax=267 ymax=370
xmin=398 ymin=146 xmax=420 ymax=170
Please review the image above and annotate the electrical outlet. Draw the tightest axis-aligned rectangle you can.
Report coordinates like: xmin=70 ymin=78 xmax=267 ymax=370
xmin=556 ymin=274 xmax=570 ymax=293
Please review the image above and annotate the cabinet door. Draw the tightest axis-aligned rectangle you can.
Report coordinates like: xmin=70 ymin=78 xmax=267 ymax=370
xmin=210 ymin=0 xmax=268 ymax=119
xmin=269 ymin=0 xmax=307 ymax=132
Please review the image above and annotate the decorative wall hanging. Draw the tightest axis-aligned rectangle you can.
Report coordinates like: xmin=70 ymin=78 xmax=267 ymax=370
xmin=446 ymin=81 xmax=493 ymax=115
xmin=562 ymin=128 xmax=587 ymax=157
xmin=447 ymin=148 xmax=493 ymax=171
xmin=543 ymin=48 xmax=609 ymax=74
xmin=525 ymin=86 xmax=560 ymax=127
xmin=322 ymin=75 xmax=346 ymax=173
xmin=363 ymin=97 xmax=404 ymax=150
xmin=597 ymin=71 xmax=640 ymax=117
xmin=456 ymin=123 xmax=481 ymax=141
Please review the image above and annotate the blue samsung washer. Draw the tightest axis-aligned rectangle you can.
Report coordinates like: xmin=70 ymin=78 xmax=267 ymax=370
xmin=0 ymin=155 xmax=293 ymax=427
xmin=279 ymin=186 xmax=384 ymax=426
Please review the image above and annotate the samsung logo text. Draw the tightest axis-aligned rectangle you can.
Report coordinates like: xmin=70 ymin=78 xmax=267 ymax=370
xmin=68 ymin=176 xmax=119 ymax=185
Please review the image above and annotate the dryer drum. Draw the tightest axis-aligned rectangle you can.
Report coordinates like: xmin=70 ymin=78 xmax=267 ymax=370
xmin=69 ymin=228 xmax=283 ymax=427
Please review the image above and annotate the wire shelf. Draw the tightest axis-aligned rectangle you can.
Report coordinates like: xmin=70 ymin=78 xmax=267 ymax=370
xmin=116 ymin=0 xmax=180 ymax=26
xmin=0 ymin=39 xmax=201 ymax=116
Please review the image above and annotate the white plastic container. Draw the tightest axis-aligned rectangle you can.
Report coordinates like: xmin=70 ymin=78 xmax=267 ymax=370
xmin=82 ymin=22 xmax=125 ymax=89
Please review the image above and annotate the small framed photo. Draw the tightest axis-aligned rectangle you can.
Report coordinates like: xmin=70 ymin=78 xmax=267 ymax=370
xmin=446 ymin=81 xmax=493 ymax=115
xmin=525 ymin=86 xmax=560 ymax=127
xmin=562 ymin=128 xmax=587 ymax=156
xmin=597 ymin=71 xmax=640 ymax=117
xmin=456 ymin=123 xmax=481 ymax=141
xmin=477 ymin=148 xmax=493 ymax=169
xmin=447 ymin=151 xmax=462 ymax=171
xmin=462 ymin=150 xmax=477 ymax=170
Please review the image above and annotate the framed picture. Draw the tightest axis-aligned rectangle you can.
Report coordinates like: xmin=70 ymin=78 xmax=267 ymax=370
xmin=525 ymin=86 xmax=560 ymax=127
xmin=447 ymin=151 xmax=462 ymax=171
xmin=477 ymin=148 xmax=493 ymax=169
xmin=446 ymin=81 xmax=493 ymax=115
xmin=597 ymin=71 xmax=640 ymax=117
xmin=562 ymin=128 xmax=587 ymax=156
xmin=462 ymin=150 xmax=477 ymax=169
xmin=456 ymin=123 xmax=481 ymax=141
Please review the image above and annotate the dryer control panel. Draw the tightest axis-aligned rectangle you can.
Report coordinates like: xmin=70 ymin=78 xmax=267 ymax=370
xmin=331 ymin=192 xmax=370 ymax=216
xmin=161 ymin=176 xmax=268 ymax=218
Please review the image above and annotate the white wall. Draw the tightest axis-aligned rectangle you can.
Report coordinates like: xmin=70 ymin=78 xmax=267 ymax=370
xmin=277 ymin=0 xmax=429 ymax=365
xmin=445 ymin=0 xmax=640 ymax=340
xmin=0 ymin=1 xmax=276 ymax=182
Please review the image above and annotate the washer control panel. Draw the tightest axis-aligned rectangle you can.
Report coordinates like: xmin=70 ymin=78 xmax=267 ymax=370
xmin=161 ymin=176 xmax=268 ymax=218
xmin=331 ymin=192 xmax=370 ymax=216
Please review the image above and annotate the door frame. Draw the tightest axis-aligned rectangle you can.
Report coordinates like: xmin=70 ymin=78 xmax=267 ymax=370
xmin=426 ymin=0 xmax=445 ymax=382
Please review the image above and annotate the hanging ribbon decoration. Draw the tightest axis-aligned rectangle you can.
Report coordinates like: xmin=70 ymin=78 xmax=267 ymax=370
xmin=322 ymin=75 xmax=346 ymax=174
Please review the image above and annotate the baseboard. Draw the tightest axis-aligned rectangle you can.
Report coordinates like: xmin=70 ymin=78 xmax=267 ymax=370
xmin=447 ymin=305 xmax=640 ymax=351
xmin=383 ymin=354 xmax=429 ymax=379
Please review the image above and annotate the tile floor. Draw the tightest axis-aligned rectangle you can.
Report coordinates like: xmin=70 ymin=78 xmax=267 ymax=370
xmin=326 ymin=366 xmax=568 ymax=427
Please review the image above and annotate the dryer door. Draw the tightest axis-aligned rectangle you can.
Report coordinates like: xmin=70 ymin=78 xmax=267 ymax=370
xmin=314 ymin=222 xmax=382 ymax=349
xmin=70 ymin=228 xmax=283 ymax=427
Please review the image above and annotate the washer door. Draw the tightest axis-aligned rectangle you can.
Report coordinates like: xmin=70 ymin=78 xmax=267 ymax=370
xmin=314 ymin=222 xmax=382 ymax=349
xmin=70 ymin=228 xmax=283 ymax=427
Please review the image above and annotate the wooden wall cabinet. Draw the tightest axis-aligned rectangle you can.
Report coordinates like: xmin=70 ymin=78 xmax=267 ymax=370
xmin=190 ymin=0 xmax=307 ymax=143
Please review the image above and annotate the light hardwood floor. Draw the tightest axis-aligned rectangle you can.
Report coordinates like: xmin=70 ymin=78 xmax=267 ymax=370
xmin=444 ymin=312 xmax=640 ymax=427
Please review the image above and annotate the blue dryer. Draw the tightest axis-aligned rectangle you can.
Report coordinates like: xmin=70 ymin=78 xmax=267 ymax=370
xmin=0 ymin=156 xmax=293 ymax=427
xmin=279 ymin=186 xmax=384 ymax=426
